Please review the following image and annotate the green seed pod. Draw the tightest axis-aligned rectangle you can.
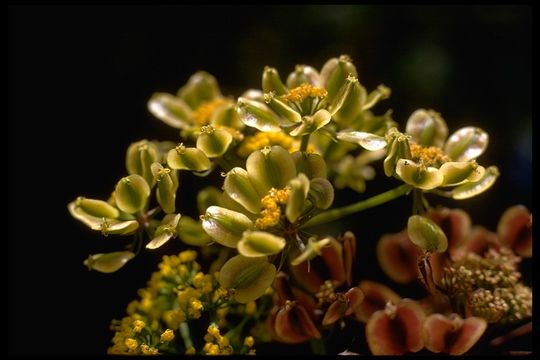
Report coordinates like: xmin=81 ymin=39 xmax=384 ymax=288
xmin=126 ymin=139 xmax=160 ymax=188
xmin=210 ymin=102 xmax=244 ymax=129
xmin=405 ymin=109 xmax=448 ymax=148
xmin=444 ymin=126 xmax=489 ymax=162
xmin=197 ymin=186 xmax=224 ymax=214
xmin=292 ymin=151 xmax=327 ymax=179
xmin=167 ymin=144 xmax=211 ymax=172
xmin=337 ymin=131 xmax=387 ymax=151
xmin=201 ymin=206 xmax=254 ymax=248
xmin=320 ymin=55 xmax=358 ymax=104
xmin=395 ymin=159 xmax=444 ymax=190
xmin=237 ymin=97 xmax=282 ymax=132
xmin=224 ymin=167 xmax=261 ymax=214
xmin=330 ymin=76 xmax=367 ymax=123
xmin=264 ymin=92 xmax=302 ymax=124
xmin=262 ymin=66 xmax=288 ymax=96
xmin=96 ymin=219 xmax=139 ymax=236
xmin=147 ymin=92 xmax=192 ymax=129
xmin=451 ymin=166 xmax=499 ymax=200
xmin=246 ymin=145 xmax=297 ymax=196
xmin=289 ymin=109 xmax=331 ymax=137
xmin=308 ymin=178 xmax=334 ymax=209
xmin=383 ymin=129 xmax=412 ymax=177
xmin=286 ymin=64 xmax=322 ymax=88
xmin=291 ymin=237 xmax=331 ymax=266
xmin=219 ymin=255 xmax=276 ymax=303
xmin=146 ymin=213 xmax=181 ymax=249
xmin=238 ymin=230 xmax=286 ymax=257
xmin=285 ymin=173 xmax=310 ymax=223
xmin=83 ymin=251 xmax=135 ymax=273
xmin=439 ymin=161 xmax=485 ymax=187
xmin=151 ymin=162 xmax=177 ymax=214
xmin=177 ymin=216 xmax=213 ymax=246
xmin=68 ymin=201 xmax=103 ymax=229
xmin=177 ymin=71 xmax=221 ymax=109
xmin=196 ymin=125 xmax=233 ymax=158
xmin=114 ymin=174 xmax=151 ymax=214
xmin=362 ymin=84 xmax=391 ymax=112
xmin=407 ymin=215 xmax=448 ymax=253
xmin=75 ymin=197 xmax=120 ymax=219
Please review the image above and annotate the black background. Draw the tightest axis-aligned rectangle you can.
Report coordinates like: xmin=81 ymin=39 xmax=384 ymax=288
xmin=9 ymin=5 xmax=531 ymax=355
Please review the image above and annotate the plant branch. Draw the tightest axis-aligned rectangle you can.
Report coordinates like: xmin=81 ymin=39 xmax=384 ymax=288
xmin=301 ymin=184 xmax=412 ymax=228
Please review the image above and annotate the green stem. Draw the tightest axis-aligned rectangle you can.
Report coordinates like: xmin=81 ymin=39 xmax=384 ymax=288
xmin=301 ymin=184 xmax=412 ymax=228
xmin=300 ymin=134 xmax=310 ymax=152
xmin=179 ymin=322 xmax=193 ymax=350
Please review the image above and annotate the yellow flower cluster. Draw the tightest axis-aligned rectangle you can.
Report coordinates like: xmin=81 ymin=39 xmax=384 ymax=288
xmin=281 ymin=83 xmax=328 ymax=103
xmin=237 ymin=131 xmax=297 ymax=158
xmin=255 ymin=187 xmax=290 ymax=229
xmin=192 ymin=98 xmax=228 ymax=126
xmin=410 ymin=143 xmax=450 ymax=167
xmin=202 ymin=324 xmax=233 ymax=355
xmin=109 ymin=250 xmax=263 ymax=355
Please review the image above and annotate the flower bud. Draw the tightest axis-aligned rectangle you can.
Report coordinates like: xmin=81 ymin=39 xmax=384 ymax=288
xmin=444 ymin=126 xmax=489 ymax=162
xmin=224 ymin=167 xmax=261 ymax=214
xmin=196 ymin=125 xmax=233 ymax=158
xmin=114 ymin=174 xmax=151 ymax=214
xmin=201 ymin=206 xmax=254 ymax=248
xmin=167 ymin=144 xmax=211 ymax=172
xmin=262 ymin=66 xmax=288 ymax=96
xmin=320 ymin=55 xmax=358 ymax=104
xmin=237 ymin=97 xmax=282 ymax=132
xmin=405 ymin=109 xmax=448 ymax=148
xmin=219 ymin=255 xmax=276 ymax=303
xmin=151 ymin=163 xmax=177 ymax=214
xmin=407 ymin=215 xmax=448 ymax=253
xmin=246 ymin=145 xmax=296 ymax=196
xmin=83 ymin=251 xmax=135 ymax=273
xmin=285 ymin=173 xmax=310 ymax=223
xmin=75 ymin=197 xmax=120 ymax=219
xmin=238 ymin=230 xmax=286 ymax=257
xmin=147 ymin=92 xmax=192 ymax=129
xmin=177 ymin=71 xmax=221 ymax=109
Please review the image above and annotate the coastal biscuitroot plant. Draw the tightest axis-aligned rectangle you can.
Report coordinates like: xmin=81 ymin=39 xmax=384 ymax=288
xmin=68 ymin=55 xmax=531 ymax=355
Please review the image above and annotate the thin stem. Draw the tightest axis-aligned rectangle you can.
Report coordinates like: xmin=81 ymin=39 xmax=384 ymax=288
xmin=301 ymin=184 xmax=412 ymax=228
xmin=300 ymin=134 xmax=311 ymax=152
xmin=490 ymin=321 xmax=532 ymax=348
xmin=179 ymin=322 xmax=193 ymax=350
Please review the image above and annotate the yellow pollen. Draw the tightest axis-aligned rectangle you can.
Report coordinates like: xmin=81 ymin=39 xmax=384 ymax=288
xmin=281 ymin=83 xmax=327 ymax=103
xmin=255 ymin=188 xmax=290 ymax=229
xmin=192 ymin=98 xmax=227 ymax=126
xmin=237 ymin=131 xmax=296 ymax=158
xmin=410 ymin=143 xmax=450 ymax=167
